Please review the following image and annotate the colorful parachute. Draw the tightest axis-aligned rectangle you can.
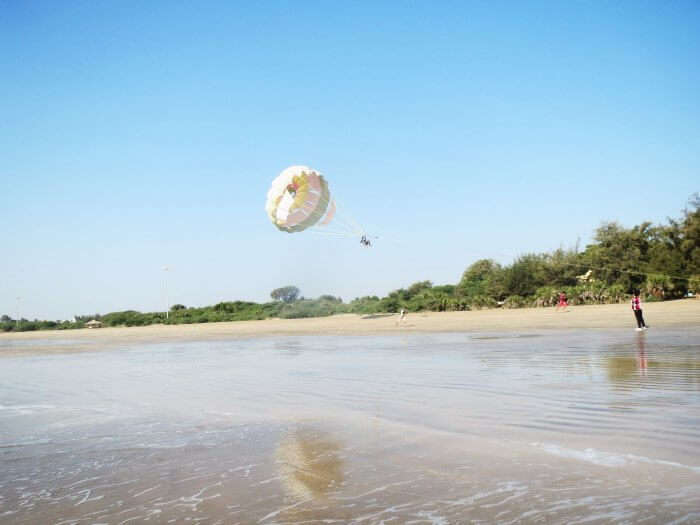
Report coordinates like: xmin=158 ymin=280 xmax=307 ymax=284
xmin=265 ymin=166 xmax=336 ymax=233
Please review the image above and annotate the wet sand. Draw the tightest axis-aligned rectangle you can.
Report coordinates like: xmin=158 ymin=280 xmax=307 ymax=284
xmin=2 ymin=329 xmax=699 ymax=523
xmin=3 ymin=303 xmax=698 ymax=523
xmin=1 ymin=299 xmax=698 ymax=357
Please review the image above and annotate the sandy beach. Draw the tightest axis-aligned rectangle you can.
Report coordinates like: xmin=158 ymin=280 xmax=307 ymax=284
xmin=2 ymin=299 xmax=698 ymax=357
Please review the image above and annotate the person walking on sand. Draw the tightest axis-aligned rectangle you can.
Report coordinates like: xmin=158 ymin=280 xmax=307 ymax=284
xmin=631 ymin=290 xmax=648 ymax=331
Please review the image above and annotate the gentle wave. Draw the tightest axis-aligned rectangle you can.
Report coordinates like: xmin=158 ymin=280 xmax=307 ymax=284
xmin=532 ymin=442 xmax=700 ymax=473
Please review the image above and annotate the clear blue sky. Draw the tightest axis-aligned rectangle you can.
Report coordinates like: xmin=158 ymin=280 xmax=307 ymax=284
xmin=2 ymin=1 xmax=698 ymax=320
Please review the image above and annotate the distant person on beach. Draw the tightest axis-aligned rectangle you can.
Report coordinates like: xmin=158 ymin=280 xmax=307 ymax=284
xmin=631 ymin=290 xmax=648 ymax=331
xmin=397 ymin=308 xmax=406 ymax=325
xmin=556 ymin=291 xmax=568 ymax=311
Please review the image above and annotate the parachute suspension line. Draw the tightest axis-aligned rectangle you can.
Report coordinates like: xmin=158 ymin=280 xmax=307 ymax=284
xmin=343 ymin=209 xmax=367 ymax=237
xmin=309 ymin=205 xmax=361 ymax=238
xmin=450 ymin=250 xmax=694 ymax=284
xmin=326 ymin=212 xmax=359 ymax=235
xmin=308 ymin=229 xmax=357 ymax=238
xmin=332 ymin=210 xmax=363 ymax=236
xmin=555 ymin=261 xmax=695 ymax=283
xmin=309 ymin=221 xmax=360 ymax=237
xmin=326 ymin=200 xmax=366 ymax=238
xmin=309 ymin=198 xmax=365 ymax=238
xmin=338 ymin=202 xmax=385 ymax=241
xmin=313 ymin=212 xmax=361 ymax=238
xmin=469 ymin=252 xmax=694 ymax=283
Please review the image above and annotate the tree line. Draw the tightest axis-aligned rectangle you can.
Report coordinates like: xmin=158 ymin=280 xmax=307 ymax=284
xmin=2 ymin=195 xmax=698 ymax=332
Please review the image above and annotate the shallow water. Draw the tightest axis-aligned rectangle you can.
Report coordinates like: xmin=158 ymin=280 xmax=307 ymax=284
xmin=1 ymin=329 xmax=699 ymax=524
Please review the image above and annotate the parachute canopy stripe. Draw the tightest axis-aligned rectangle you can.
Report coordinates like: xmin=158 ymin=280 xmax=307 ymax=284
xmin=319 ymin=199 xmax=336 ymax=226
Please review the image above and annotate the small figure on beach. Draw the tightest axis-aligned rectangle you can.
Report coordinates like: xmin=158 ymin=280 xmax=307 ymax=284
xmin=396 ymin=308 xmax=406 ymax=326
xmin=631 ymin=290 xmax=648 ymax=331
xmin=555 ymin=291 xmax=568 ymax=311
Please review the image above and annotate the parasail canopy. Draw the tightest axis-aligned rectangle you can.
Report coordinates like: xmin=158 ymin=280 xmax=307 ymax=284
xmin=265 ymin=166 xmax=335 ymax=233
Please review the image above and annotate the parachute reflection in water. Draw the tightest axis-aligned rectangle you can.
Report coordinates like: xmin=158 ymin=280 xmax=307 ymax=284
xmin=265 ymin=166 xmax=360 ymax=238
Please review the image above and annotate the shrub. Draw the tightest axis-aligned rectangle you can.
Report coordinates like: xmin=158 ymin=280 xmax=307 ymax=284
xmin=503 ymin=295 xmax=527 ymax=309
xmin=469 ymin=295 xmax=497 ymax=310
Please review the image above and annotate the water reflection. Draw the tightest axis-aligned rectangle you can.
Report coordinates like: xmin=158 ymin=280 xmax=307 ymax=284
xmin=275 ymin=426 xmax=343 ymax=502
xmin=637 ymin=332 xmax=648 ymax=375
xmin=604 ymin=333 xmax=700 ymax=391
xmin=605 ymin=335 xmax=649 ymax=385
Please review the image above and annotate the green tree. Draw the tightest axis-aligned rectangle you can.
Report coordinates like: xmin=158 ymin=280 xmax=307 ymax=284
xmin=544 ymin=248 xmax=581 ymax=287
xmin=318 ymin=295 xmax=343 ymax=303
xmin=457 ymin=259 xmax=504 ymax=299
xmin=679 ymin=193 xmax=700 ymax=276
xmin=503 ymin=254 xmax=549 ymax=297
xmin=582 ymin=221 xmax=650 ymax=291
xmin=270 ymin=286 xmax=300 ymax=303
xmin=406 ymin=280 xmax=433 ymax=297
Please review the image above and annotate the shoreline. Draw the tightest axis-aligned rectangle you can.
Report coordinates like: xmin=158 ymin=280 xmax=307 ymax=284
xmin=1 ymin=299 xmax=698 ymax=357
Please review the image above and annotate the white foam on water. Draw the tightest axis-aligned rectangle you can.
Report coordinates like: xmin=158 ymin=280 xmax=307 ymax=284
xmin=0 ymin=438 xmax=52 ymax=447
xmin=532 ymin=442 xmax=700 ymax=473
xmin=335 ymin=478 xmax=422 ymax=501
xmin=405 ymin=510 xmax=450 ymax=525
xmin=665 ymin=513 xmax=700 ymax=525
xmin=257 ymin=497 xmax=312 ymax=523
xmin=152 ymin=481 xmax=222 ymax=513
xmin=132 ymin=484 xmax=161 ymax=498
xmin=625 ymin=453 xmax=700 ymax=474
xmin=532 ymin=442 xmax=628 ymax=466
xmin=65 ymin=476 xmax=102 ymax=489
xmin=0 ymin=404 xmax=56 ymax=415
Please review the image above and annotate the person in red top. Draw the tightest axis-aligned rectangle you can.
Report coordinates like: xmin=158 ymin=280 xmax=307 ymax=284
xmin=556 ymin=291 xmax=568 ymax=311
xmin=631 ymin=290 xmax=648 ymax=331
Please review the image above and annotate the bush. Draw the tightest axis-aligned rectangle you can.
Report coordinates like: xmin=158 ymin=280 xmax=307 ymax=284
xmin=348 ymin=296 xmax=382 ymax=314
xmin=503 ymin=295 xmax=527 ymax=309
xmin=469 ymin=295 xmax=497 ymax=310
xmin=279 ymin=299 xmax=341 ymax=319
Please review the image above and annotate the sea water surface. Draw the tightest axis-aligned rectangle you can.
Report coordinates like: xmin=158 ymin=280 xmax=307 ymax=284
xmin=1 ymin=329 xmax=699 ymax=524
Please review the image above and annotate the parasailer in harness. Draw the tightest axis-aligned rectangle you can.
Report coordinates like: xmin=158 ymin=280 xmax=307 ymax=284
xmin=286 ymin=181 xmax=299 ymax=195
xmin=360 ymin=235 xmax=372 ymax=247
